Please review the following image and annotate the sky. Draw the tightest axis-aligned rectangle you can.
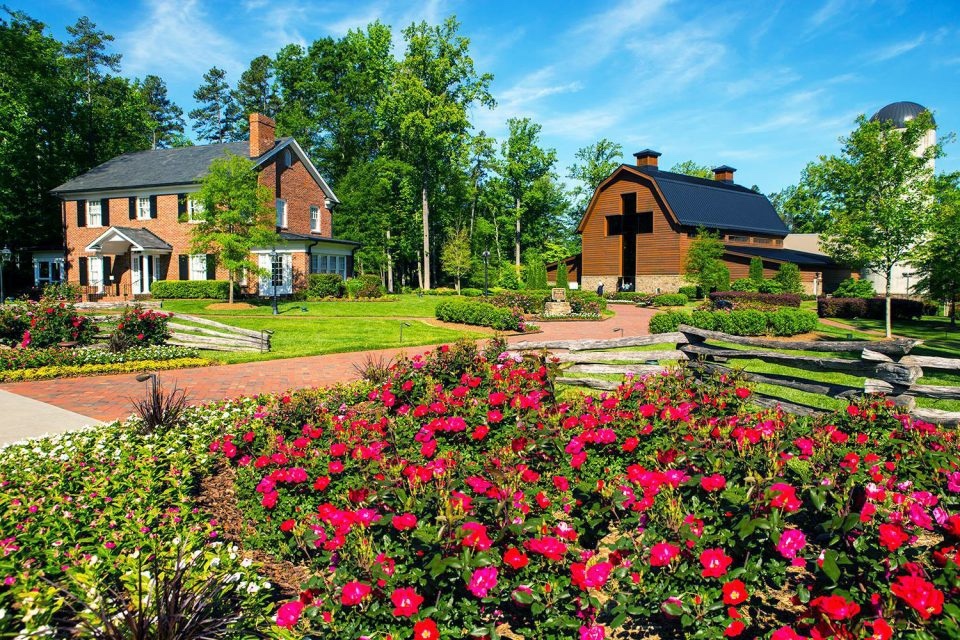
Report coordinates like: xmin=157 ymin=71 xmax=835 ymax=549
xmin=20 ymin=0 xmax=960 ymax=194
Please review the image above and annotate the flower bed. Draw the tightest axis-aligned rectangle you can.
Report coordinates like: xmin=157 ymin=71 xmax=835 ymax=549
xmin=0 ymin=344 xmax=200 ymax=371
xmin=0 ymin=357 xmax=211 ymax=382
xmin=198 ymin=345 xmax=960 ymax=639
xmin=0 ymin=401 xmax=273 ymax=637
xmin=0 ymin=299 xmax=96 ymax=348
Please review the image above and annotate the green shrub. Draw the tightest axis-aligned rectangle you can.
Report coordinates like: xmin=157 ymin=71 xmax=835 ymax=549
xmin=678 ymin=285 xmax=699 ymax=300
xmin=150 ymin=280 xmax=233 ymax=300
xmin=652 ymin=293 xmax=689 ymax=306
xmin=757 ymin=279 xmax=785 ymax=294
xmin=833 ymin=278 xmax=875 ymax=298
xmin=460 ymin=288 xmax=483 ymax=297
xmin=774 ymin=263 xmax=803 ymax=294
xmin=345 ymin=278 xmax=363 ymax=299
xmin=498 ymin=265 xmax=522 ymax=290
xmin=42 ymin=282 xmax=82 ymax=302
xmin=555 ymin=262 xmax=569 ymax=289
xmin=435 ymin=299 xmax=523 ymax=331
xmin=490 ymin=290 xmax=550 ymax=314
xmin=18 ymin=298 xmax=97 ymax=348
xmin=748 ymin=256 xmax=764 ymax=282
xmin=648 ymin=310 xmax=692 ymax=333
xmin=605 ymin=291 xmax=653 ymax=303
xmin=0 ymin=304 xmax=28 ymax=347
xmin=714 ymin=309 xmax=767 ymax=336
xmin=308 ymin=273 xmax=345 ymax=298
xmin=524 ymin=259 xmax=548 ymax=290
xmin=731 ymin=278 xmax=760 ymax=292
xmin=569 ymin=290 xmax=606 ymax=316
xmin=768 ymin=308 xmax=819 ymax=336
xmin=358 ymin=274 xmax=384 ymax=298
xmin=690 ymin=310 xmax=717 ymax=331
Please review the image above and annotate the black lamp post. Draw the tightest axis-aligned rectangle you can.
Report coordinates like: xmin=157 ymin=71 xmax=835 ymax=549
xmin=0 ymin=245 xmax=11 ymax=304
xmin=270 ymin=248 xmax=279 ymax=315
xmin=482 ymin=250 xmax=490 ymax=296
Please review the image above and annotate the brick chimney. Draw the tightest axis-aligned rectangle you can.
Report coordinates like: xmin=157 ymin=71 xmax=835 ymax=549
xmin=249 ymin=113 xmax=276 ymax=158
xmin=633 ymin=149 xmax=661 ymax=169
xmin=712 ymin=165 xmax=736 ymax=183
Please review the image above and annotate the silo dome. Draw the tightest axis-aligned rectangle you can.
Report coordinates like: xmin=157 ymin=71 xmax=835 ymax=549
xmin=870 ymin=101 xmax=935 ymax=128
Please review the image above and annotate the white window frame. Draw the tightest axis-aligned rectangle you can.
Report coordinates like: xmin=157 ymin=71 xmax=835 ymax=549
xmin=137 ymin=196 xmax=151 ymax=220
xmin=190 ymin=254 xmax=208 ymax=281
xmin=187 ymin=197 xmax=204 ymax=223
xmin=87 ymin=200 xmax=102 ymax=227
xmin=276 ymin=198 xmax=287 ymax=228
xmin=89 ymin=256 xmax=104 ymax=292
xmin=310 ymin=205 xmax=320 ymax=232
xmin=310 ymin=253 xmax=347 ymax=279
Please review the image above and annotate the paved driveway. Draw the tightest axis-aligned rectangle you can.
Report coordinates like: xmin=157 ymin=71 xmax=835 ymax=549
xmin=0 ymin=305 xmax=653 ymax=442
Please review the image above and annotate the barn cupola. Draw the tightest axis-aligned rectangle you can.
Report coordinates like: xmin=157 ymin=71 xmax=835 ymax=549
xmin=712 ymin=165 xmax=736 ymax=183
xmin=633 ymin=149 xmax=661 ymax=169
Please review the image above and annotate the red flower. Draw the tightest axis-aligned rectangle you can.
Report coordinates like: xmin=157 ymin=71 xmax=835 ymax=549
xmin=524 ymin=536 xmax=567 ymax=561
xmin=699 ymin=548 xmax=733 ymax=578
xmin=722 ymin=580 xmax=748 ymax=605
xmin=472 ymin=424 xmax=490 ymax=440
xmin=504 ymin=547 xmax=529 ymax=570
xmin=461 ymin=522 xmax=492 ymax=550
xmin=734 ymin=387 xmax=750 ymax=399
xmin=724 ymin=620 xmax=745 ymax=637
xmin=280 ymin=519 xmax=295 ymax=532
xmin=811 ymin=594 xmax=860 ymax=621
xmin=392 ymin=513 xmax=418 ymax=531
xmin=390 ymin=587 xmax=423 ymax=617
xmin=866 ymin=618 xmax=893 ymax=640
xmin=768 ymin=483 xmax=802 ymax=512
xmin=890 ymin=575 xmax=944 ymax=619
xmin=770 ymin=627 xmax=803 ymax=640
xmin=414 ymin=618 xmax=440 ymax=640
xmin=878 ymin=523 xmax=909 ymax=552
xmin=701 ymin=474 xmax=727 ymax=492
xmin=275 ymin=600 xmax=304 ymax=628
xmin=340 ymin=581 xmax=371 ymax=606
xmin=649 ymin=542 xmax=680 ymax=567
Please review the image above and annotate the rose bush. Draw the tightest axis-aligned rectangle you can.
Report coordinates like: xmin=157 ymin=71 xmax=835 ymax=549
xmin=203 ymin=344 xmax=960 ymax=639
xmin=112 ymin=304 xmax=172 ymax=346
xmin=0 ymin=298 xmax=96 ymax=348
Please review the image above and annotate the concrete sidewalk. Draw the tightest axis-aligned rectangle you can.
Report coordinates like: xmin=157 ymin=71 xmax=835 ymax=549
xmin=0 ymin=389 xmax=102 ymax=445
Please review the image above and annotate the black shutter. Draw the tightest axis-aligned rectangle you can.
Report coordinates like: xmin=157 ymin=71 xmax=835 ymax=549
xmin=177 ymin=194 xmax=187 ymax=222
xmin=101 ymin=198 xmax=110 ymax=226
xmin=149 ymin=195 xmax=158 ymax=219
xmin=178 ymin=255 xmax=188 ymax=280
xmin=102 ymin=256 xmax=112 ymax=284
xmin=128 ymin=196 xmax=136 ymax=220
xmin=76 ymin=200 xmax=86 ymax=227
xmin=346 ymin=254 xmax=354 ymax=278
xmin=78 ymin=257 xmax=88 ymax=285
xmin=206 ymin=254 xmax=216 ymax=280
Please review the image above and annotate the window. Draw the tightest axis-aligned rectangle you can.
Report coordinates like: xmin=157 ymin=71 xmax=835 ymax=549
xmin=187 ymin=198 xmax=204 ymax=222
xmin=89 ymin=256 xmax=103 ymax=290
xmin=753 ymin=237 xmax=773 ymax=245
xmin=727 ymin=235 xmax=749 ymax=243
xmin=137 ymin=196 xmax=151 ymax=220
xmin=276 ymin=199 xmax=287 ymax=228
xmin=310 ymin=254 xmax=346 ymax=278
xmin=33 ymin=257 xmax=63 ymax=286
xmin=606 ymin=215 xmax=622 ymax=236
xmin=310 ymin=206 xmax=321 ymax=232
xmin=621 ymin=192 xmax=637 ymax=215
xmin=190 ymin=254 xmax=207 ymax=281
xmin=87 ymin=201 xmax=102 ymax=227
xmin=271 ymin=253 xmax=284 ymax=286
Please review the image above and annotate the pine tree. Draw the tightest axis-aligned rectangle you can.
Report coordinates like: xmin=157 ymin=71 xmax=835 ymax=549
xmin=749 ymin=256 xmax=764 ymax=282
xmin=189 ymin=67 xmax=240 ymax=144
xmin=233 ymin=55 xmax=279 ymax=136
xmin=140 ymin=75 xmax=185 ymax=148
xmin=64 ymin=16 xmax=121 ymax=103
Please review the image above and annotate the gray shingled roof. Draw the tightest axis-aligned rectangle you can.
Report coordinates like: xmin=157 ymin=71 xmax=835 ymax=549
xmin=52 ymin=139 xmax=292 ymax=194
xmin=279 ymin=231 xmax=360 ymax=246
xmin=632 ymin=166 xmax=789 ymax=236
xmin=723 ymin=244 xmax=840 ymax=267
xmin=89 ymin=227 xmax=172 ymax=251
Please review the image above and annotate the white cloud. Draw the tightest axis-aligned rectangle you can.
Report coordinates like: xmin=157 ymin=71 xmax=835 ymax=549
xmin=570 ymin=0 xmax=671 ymax=68
xmin=864 ymin=34 xmax=926 ymax=63
xmin=120 ymin=0 xmax=243 ymax=81
xmin=808 ymin=0 xmax=848 ymax=29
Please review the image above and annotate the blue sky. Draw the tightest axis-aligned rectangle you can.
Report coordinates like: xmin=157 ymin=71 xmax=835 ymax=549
xmin=21 ymin=0 xmax=960 ymax=193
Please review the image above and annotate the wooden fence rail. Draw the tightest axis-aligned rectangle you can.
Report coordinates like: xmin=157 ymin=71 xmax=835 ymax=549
xmin=512 ymin=325 xmax=960 ymax=426
xmin=167 ymin=314 xmax=271 ymax=352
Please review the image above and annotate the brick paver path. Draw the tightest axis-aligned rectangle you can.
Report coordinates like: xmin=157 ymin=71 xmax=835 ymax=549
xmin=2 ymin=305 xmax=654 ymax=423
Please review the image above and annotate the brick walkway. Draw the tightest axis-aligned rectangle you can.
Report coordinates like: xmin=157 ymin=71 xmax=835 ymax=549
xmin=1 ymin=305 xmax=654 ymax=425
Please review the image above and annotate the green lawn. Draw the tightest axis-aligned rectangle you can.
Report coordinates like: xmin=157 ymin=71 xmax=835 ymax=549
xmin=160 ymin=294 xmax=443 ymax=318
xmin=831 ymin=315 xmax=960 ymax=359
xmin=155 ymin=295 xmax=483 ymax=364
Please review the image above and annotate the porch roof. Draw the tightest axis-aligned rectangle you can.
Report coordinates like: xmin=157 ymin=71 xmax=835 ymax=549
xmin=85 ymin=226 xmax=173 ymax=255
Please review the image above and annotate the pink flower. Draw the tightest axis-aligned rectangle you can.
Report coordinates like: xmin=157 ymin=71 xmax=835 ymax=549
xmin=525 ymin=536 xmax=568 ymax=561
xmin=579 ymin=625 xmax=606 ymax=640
xmin=467 ymin=566 xmax=498 ymax=598
xmin=392 ymin=513 xmax=418 ymax=531
xmin=776 ymin=529 xmax=807 ymax=560
xmin=275 ymin=600 xmax=304 ymax=627
xmin=571 ymin=561 xmax=613 ymax=590
xmin=699 ymin=548 xmax=733 ymax=578
xmin=701 ymin=474 xmax=727 ymax=492
xmin=461 ymin=522 xmax=492 ymax=550
xmin=340 ymin=581 xmax=371 ymax=606
xmin=649 ymin=542 xmax=680 ymax=567
xmin=390 ymin=587 xmax=424 ymax=617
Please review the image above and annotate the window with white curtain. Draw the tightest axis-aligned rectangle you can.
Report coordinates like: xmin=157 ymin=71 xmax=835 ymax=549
xmin=190 ymin=254 xmax=207 ymax=280
xmin=276 ymin=199 xmax=287 ymax=228
xmin=87 ymin=201 xmax=102 ymax=227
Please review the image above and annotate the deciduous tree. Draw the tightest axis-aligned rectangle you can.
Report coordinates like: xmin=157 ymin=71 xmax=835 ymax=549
xmin=683 ymin=228 xmax=729 ymax=292
xmin=441 ymin=228 xmax=472 ymax=292
xmin=500 ymin=117 xmax=556 ymax=267
xmin=913 ymin=174 xmax=960 ymax=325
xmin=669 ymin=160 xmax=714 ymax=180
xmin=192 ymin=154 xmax=278 ymax=303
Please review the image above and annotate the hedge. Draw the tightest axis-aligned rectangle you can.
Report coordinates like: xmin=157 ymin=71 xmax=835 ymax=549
xmin=709 ymin=291 xmax=802 ymax=308
xmin=604 ymin=291 xmax=653 ymax=303
xmin=490 ymin=290 xmax=550 ymax=314
xmin=0 ymin=357 xmax=211 ymax=382
xmin=678 ymin=285 xmax=700 ymax=299
xmin=649 ymin=308 xmax=818 ymax=336
xmin=817 ymin=297 xmax=930 ymax=321
xmin=652 ymin=293 xmax=688 ymax=306
xmin=569 ymin=290 xmax=607 ymax=314
xmin=151 ymin=280 xmax=234 ymax=299
xmin=435 ymin=299 xmax=524 ymax=331
xmin=308 ymin=273 xmax=345 ymax=298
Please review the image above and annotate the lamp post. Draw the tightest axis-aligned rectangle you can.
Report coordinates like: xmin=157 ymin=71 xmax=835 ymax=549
xmin=270 ymin=248 xmax=279 ymax=315
xmin=0 ymin=245 xmax=11 ymax=304
xmin=135 ymin=372 xmax=158 ymax=398
xmin=482 ymin=250 xmax=490 ymax=296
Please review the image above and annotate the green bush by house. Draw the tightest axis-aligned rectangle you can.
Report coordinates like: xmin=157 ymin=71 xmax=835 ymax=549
xmin=307 ymin=273 xmax=345 ymax=298
xmin=151 ymin=280 xmax=234 ymax=299
xmin=435 ymin=299 xmax=523 ymax=331
xmin=649 ymin=308 xmax=818 ymax=336
xmin=652 ymin=293 xmax=689 ymax=306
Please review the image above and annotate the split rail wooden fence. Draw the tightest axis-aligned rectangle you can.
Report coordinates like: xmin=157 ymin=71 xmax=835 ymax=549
xmin=512 ymin=324 xmax=960 ymax=426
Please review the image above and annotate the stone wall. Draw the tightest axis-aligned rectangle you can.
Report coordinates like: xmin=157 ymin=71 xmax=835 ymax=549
xmin=581 ymin=274 xmax=686 ymax=295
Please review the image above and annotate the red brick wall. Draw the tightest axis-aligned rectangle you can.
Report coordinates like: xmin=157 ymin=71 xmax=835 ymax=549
xmin=62 ymin=144 xmax=333 ymax=293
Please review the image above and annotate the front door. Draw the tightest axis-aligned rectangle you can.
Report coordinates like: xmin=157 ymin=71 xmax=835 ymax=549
xmin=259 ymin=253 xmax=293 ymax=296
xmin=131 ymin=254 xmax=156 ymax=295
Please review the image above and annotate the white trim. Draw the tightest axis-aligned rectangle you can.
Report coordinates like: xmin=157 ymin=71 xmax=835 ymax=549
xmin=60 ymin=185 xmax=200 ymax=200
xmin=85 ymin=227 xmax=143 ymax=252
xmin=136 ymin=196 xmax=151 ymax=220
xmin=255 ymin=139 xmax=340 ymax=204
xmin=310 ymin=205 xmax=320 ymax=232
xmin=276 ymin=198 xmax=287 ymax=228
xmin=189 ymin=254 xmax=208 ymax=281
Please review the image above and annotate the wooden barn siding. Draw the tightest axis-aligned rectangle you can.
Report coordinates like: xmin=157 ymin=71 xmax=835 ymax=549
xmin=582 ymin=175 xmax=680 ymax=277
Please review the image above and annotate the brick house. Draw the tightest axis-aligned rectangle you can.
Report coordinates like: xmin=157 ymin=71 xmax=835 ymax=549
xmin=555 ymin=150 xmax=851 ymax=295
xmin=51 ymin=113 xmax=358 ymax=300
